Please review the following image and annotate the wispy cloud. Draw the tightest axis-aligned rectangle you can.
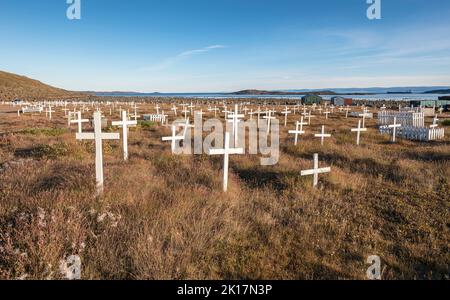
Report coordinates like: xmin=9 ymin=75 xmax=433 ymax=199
xmin=140 ymin=45 xmax=227 ymax=72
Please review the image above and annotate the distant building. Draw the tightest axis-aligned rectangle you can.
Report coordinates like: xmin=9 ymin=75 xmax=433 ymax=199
xmin=331 ymin=96 xmax=352 ymax=106
xmin=410 ymin=99 xmax=450 ymax=108
xmin=12 ymin=99 xmax=24 ymax=105
xmin=301 ymin=94 xmax=323 ymax=105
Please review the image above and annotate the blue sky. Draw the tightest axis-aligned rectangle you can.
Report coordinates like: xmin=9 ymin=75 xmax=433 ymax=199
xmin=1 ymin=0 xmax=450 ymax=92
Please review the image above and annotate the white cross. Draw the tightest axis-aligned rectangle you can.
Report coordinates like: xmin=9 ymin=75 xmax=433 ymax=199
xmin=359 ymin=112 xmax=370 ymax=128
xmin=182 ymin=107 xmax=190 ymax=120
xmin=171 ymin=105 xmax=178 ymax=116
xmin=315 ymin=125 xmax=331 ymax=146
xmin=155 ymin=104 xmax=160 ymax=115
xmin=344 ymin=106 xmax=351 ymax=119
xmin=67 ymin=111 xmax=77 ymax=127
xmin=430 ymin=115 xmax=439 ymax=128
xmin=288 ymin=117 xmax=307 ymax=145
xmin=112 ymin=110 xmax=137 ymax=161
xmin=189 ymin=102 xmax=195 ymax=114
xmin=281 ymin=106 xmax=291 ymax=126
xmin=307 ymin=111 xmax=315 ymax=125
xmin=324 ymin=111 xmax=331 ymax=120
xmin=208 ymin=132 xmax=244 ymax=192
xmin=351 ymin=120 xmax=367 ymax=146
xmin=388 ymin=117 xmax=402 ymax=142
xmin=70 ymin=111 xmax=89 ymax=134
xmin=301 ymin=153 xmax=331 ymax=188
xmin=263 ymin=110 xmax=277 ymax=134
xmin=208 ymin=105 xmax=219 ymax=118
xmin=227 ymin=104 xmax=245 ymax=145
xmin=45 ymin=105 xmax=55 ymax=120
xmin=76 ymin=112 xmax=120 ymax=195
xmin=162 ymin=124 xmax=185 ymax=153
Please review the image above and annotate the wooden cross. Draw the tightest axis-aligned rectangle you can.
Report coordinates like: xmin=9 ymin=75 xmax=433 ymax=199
xmin=112 ymin=110 xmax=137 ymax=161
xmin=76 ymin=112 xmax=120 ymax=195
xmin=430 ymin=115 xmax=439 ymax=128
xmin=263 ymin=110 xmax=277 ymax=134
xmin=315 ymin=125 xmax=331 ymax=146
xmin=208 ymin=105 xmax=219 ymax=118
xmin=351 ymin=120 xmax=367 ymax=146
xmin=388 ymin=117 xmax=401 ymax=142
xmin=182 ymin=107 xmax=190 ymax=120
xmin=281 ymin=106 xmax=291 ymax=126
xmin=208 ymin=132 xmax=244 ymax=192
xmin=188 ymin=102 xmax=195 ymax=114
xmin=227 ymin=104 xmax=245 ymax=145
xmin=301 ymin=153 xmax=331 ymax=188
xmin=344 ymin=106 xmax=351 ymax=119
xmin=307 ymin=111 xmax=315 ymax=125
xmin=45 ymin=105 xmax=55 ymax=120
xmin=171 ymin=105 xmax=178 ymax=116
xmin=288 ymin=117 xmax=307 ymax=145
xmin=70 ymin=111 xmax=89 ymax=134
xmin=162 ymin=124 xmax=185 ymax=153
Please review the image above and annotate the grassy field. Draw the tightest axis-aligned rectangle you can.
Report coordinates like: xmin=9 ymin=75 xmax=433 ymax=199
xmin=0 ymin=102 xmax=449 ymax=280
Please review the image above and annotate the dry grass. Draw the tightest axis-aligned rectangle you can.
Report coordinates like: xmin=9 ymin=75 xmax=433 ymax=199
xmin=0 ymin=102 xmax=449 ymax=280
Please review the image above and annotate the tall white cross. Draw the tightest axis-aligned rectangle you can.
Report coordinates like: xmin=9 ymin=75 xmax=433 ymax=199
xmin=315 ymin=125 xmax=331 ymax=146
xmin=351 ymin=120 xmax=367 ymax=146
xmin=76 ymin=112 xmax=120 ymax=195
xmin=388 ymin=117 xmax=401 ymax=142
xmin=288 ymin=117 xmax=307 ymax=145
xmin=70 ymin=111 xmax=89 ymax=134
xmin=301 ymin=153 xmax=331 ymax=188
xmin=155 ymin=104 xmax=160 ymax=115
xmin=281 ymin=106 xmax=291 ymax=126
xmin=112 ymin=111 xmax=137 ymax=161
xmin=208 ymin=132 xmax=244 ymax=192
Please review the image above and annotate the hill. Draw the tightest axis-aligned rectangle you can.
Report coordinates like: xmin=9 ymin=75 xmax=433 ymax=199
xmin=424 ymin=89 xmax=450 ymax=94
xmin=231 ymin=89 xmax=337 ymax=95
xmin=0 ymin=70 xmax=85 ymax=101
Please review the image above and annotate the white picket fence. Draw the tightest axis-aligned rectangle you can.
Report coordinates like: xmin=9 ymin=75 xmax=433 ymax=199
xmin=378 ymin=111 xmax=424 ymax=128
xmin=143 ymin=114 xmax=166 ymax=123
xmin=21 ymin=106 xmax=43 ymax=114
xmin=379 ymin=125 xmax=445 ymax=141
xmin=349 ymin=112 xmax=373 ymax=118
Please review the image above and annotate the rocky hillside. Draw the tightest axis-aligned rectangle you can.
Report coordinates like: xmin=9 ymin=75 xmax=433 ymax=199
xmin=0 ymin=70 xmax=85 ymax=101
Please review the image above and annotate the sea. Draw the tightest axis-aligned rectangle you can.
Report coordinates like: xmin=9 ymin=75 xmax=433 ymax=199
xmin=94 ymin=92 xmax=450 ymax=101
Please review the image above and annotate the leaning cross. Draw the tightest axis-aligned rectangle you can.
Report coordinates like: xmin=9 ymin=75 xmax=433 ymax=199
xmin=301 ymin=153 xmax=331 ymax=188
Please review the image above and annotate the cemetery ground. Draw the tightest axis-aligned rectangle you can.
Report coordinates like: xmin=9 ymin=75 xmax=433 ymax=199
xmin=0 ymin=102 xmax=449 ymax=280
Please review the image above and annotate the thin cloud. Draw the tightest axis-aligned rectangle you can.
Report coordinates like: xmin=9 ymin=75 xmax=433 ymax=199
xmin=141 ymin=45 xmax=227 ymax=72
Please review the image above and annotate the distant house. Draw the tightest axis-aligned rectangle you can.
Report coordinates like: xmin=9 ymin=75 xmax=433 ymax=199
xmin=12 ymin=99 xmax=24 ymax=105
xmin=301 ymin=94 xmax=323 ymax=105
xmin=410 ymin=99 xmax=450 ymax=108
xmin=331 ymin=96 xmax=352 ymax=106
